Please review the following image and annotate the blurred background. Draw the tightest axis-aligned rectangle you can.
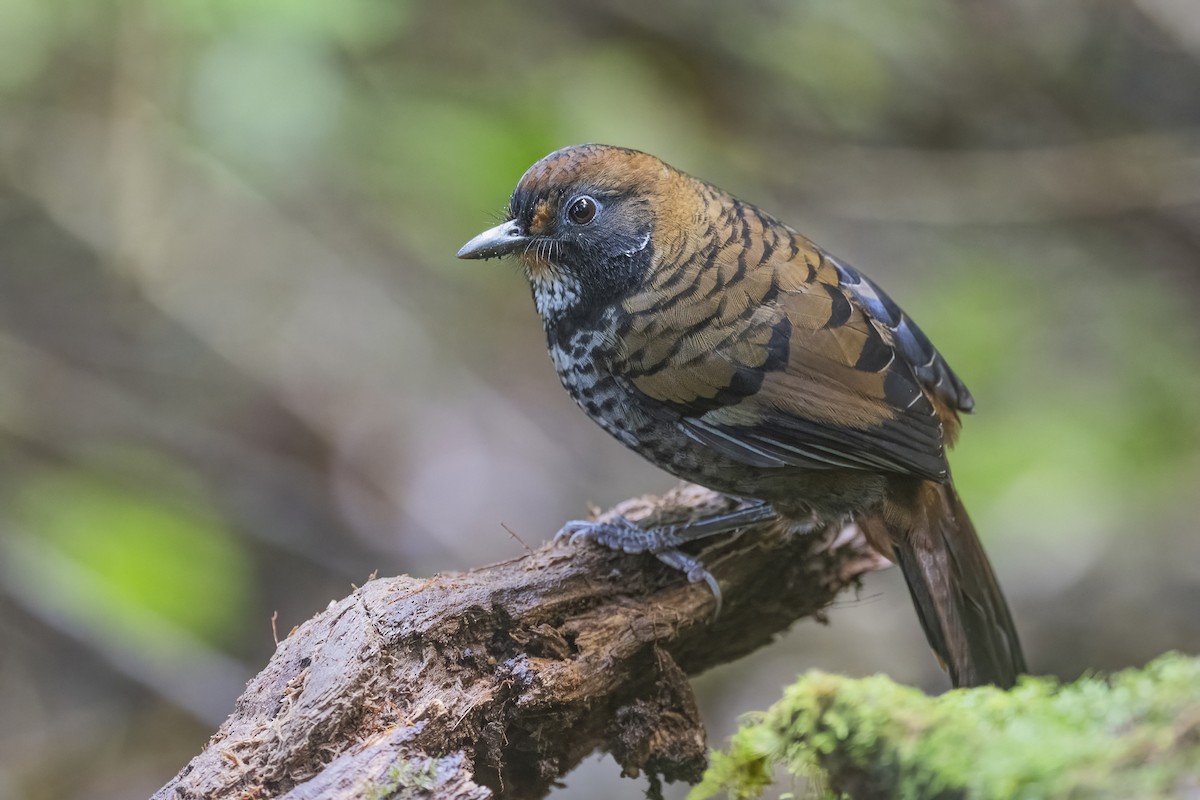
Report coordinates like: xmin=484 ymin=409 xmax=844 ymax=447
xmin=1 ymin=1 xmax=1199 ymax=798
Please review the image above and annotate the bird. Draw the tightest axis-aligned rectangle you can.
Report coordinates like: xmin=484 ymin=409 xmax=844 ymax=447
xmin=457 ymin=143 xmax=1026 ymax=688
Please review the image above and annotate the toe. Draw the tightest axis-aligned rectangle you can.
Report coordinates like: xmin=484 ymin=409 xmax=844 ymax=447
xmin=554 ymin=520 xmax=593 ymax=543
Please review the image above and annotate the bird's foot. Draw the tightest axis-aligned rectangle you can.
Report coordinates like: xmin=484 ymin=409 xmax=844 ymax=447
xmin=555 ymin=516 xmax=724 ymax=616
xmin=555 ymin=501 xmax=778 ymax=553
xmin=654 ymin=547 xmax=723 ymax=617
xmin=555 ymin=516 xmax=668 ymax=553
xmin=554 ymin=502 xmax=779 ymax=618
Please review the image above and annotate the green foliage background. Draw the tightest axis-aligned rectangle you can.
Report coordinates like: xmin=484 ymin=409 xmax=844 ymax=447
xmin=0 ymin=2 xmax=1198 ymax=798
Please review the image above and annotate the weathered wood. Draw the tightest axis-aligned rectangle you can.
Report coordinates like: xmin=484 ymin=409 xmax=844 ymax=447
xmin=154 ymin=485 xmax=886 ymax=800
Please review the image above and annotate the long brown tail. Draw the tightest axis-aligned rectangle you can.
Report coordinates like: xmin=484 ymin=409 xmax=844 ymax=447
xmin=879 ymin=480 xmax=1027 ymax=688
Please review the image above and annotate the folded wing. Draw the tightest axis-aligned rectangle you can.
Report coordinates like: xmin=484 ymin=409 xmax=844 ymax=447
xmin=615 ymin=201 xmax=964 ymax=482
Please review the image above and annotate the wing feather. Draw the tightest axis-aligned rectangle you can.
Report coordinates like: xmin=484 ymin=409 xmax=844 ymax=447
xmin=615 ymin=199 xmax=961 ymax=482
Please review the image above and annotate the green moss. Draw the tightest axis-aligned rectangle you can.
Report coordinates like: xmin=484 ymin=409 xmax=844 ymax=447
xmin=692 ymin=653 xmax=1200 ymax=800
xmin=369 ymin=756 xmax=441 ymax=800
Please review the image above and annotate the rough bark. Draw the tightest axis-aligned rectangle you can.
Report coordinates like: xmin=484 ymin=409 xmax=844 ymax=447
xmin=154 ymin=485 xmax=886 ymax=800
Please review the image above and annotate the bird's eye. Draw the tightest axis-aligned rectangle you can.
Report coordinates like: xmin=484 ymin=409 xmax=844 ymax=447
xmin=566 ymin=195 xmax=600 ymax=225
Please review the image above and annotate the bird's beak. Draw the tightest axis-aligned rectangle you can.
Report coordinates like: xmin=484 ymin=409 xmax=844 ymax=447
xmin=456 ymin=219 xmax=529 ymax=260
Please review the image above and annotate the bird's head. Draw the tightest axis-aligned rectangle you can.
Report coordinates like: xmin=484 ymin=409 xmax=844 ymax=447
xmin=457 ymin=144 xmax=693 ymax=325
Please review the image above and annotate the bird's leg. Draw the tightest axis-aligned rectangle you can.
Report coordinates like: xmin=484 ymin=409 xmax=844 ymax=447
xmin=554 ymin=501 xmax=780 ymax=613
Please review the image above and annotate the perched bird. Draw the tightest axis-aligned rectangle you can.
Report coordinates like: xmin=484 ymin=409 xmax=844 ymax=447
xmin=458 ymin=144 xmax=1026 ymax=688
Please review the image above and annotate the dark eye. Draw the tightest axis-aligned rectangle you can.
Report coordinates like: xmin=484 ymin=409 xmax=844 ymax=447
xmin=566 ymin=195 xmax=600 ymax=225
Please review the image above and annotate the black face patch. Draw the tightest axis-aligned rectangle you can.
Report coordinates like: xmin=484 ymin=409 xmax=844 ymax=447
xmin=510 ymin=184 xmax=655 ymax=328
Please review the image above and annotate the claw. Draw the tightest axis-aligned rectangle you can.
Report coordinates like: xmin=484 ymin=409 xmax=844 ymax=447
xmin=553 ymin=517 xmax=655 ymax=553
xmin=654 ymin=549 xmax=723 ymax=619
xmin=554 ymin=519 xmax=611 ymax=545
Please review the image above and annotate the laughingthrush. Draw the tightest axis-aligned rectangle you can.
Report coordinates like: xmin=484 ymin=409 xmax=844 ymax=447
xmin=458 ymin=144 xmax=1026 ymax=688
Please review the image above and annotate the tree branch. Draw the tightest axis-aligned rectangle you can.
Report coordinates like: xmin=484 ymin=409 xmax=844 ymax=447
xmin=153 ymin=485 xmax=886 ymax=800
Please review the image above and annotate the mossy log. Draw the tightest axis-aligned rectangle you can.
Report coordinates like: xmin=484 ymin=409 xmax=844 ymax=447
xmin=694 ymin=652 xmax=1200 ymax=800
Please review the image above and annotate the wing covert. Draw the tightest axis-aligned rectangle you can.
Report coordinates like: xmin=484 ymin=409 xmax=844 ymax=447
xmin=614 ymin=201 xmax=957 ymax=482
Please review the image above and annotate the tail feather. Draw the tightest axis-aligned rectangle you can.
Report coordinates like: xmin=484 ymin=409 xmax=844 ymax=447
xmin=886 ymin=481 xmax=1026 ymax=688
